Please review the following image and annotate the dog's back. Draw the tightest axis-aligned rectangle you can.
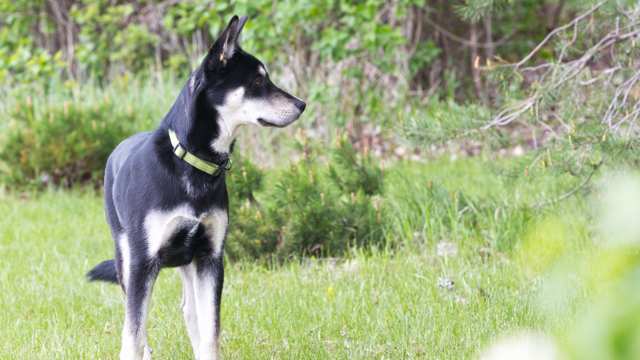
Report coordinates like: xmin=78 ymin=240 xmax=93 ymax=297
xmin=107 ymin=132 xmax=152 ymax=181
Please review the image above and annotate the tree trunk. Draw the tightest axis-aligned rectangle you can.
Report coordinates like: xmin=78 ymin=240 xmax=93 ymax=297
xmin=470 ymin=23 xmax=487 ymax=105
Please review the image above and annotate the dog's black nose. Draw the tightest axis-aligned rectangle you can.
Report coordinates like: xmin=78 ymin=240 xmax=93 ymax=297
xmin=295 ymin=100 xmax=306 ymax=113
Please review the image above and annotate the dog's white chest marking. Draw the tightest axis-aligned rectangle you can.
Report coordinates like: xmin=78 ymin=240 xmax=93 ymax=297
xmin=144 ymin=205 xmax=197 ymax=258
xmin=144 ymin=205 xmax=227 ymax=258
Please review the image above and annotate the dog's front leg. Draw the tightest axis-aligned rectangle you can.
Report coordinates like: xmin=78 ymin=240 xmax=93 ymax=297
xmin=121 ymin=259 xmax=159 ymax=360
xmin=194 ymin=254 xmax=224 ymax=360
xmin=179 ymin=262 xmax=201 ymax=358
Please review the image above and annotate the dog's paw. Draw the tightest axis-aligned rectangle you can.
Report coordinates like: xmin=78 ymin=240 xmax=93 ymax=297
xmin=119 ymin=344 xmax=152 ymax=360
xmin=143 ymin=345 xmax=152 ymax=360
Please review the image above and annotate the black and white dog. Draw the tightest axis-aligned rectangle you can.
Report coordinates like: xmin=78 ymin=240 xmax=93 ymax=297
xmin=86 ymin=15 xmax=305 ymax=360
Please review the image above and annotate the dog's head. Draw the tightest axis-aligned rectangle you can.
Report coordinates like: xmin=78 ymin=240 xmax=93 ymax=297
xmin=194 ymin=16 xmax=305 ymax=131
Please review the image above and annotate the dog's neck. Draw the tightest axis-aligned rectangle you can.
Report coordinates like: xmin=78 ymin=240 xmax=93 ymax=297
xmin=210 ymin=114 xmax=239 ymax=155
xmin=160 ymin=77 xmax=233 ymax=166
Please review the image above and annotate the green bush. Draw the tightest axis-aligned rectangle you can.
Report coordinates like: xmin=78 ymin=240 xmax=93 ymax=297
xmin=328 ymin=135 xmax=383 ymax=196
xmin=226 ymin=135 xmax=385 ymax=262
xmin=0 ymin=97 xmax=135 ymax=187
xmin=227 ymin=155 xmax=264 ymax=203
xmin=0 ymin=77 xmax=179 ymax=187
xmin=225 ymin=155 xmax=276 ymax=259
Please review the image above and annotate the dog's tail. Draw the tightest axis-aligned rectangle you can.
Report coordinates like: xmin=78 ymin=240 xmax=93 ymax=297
xmin=86 ymin=259 xmax=118 ymax=284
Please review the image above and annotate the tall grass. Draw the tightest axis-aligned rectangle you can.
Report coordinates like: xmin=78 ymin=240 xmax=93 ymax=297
xmin=383 ymin=156 xmax=583 ymax=252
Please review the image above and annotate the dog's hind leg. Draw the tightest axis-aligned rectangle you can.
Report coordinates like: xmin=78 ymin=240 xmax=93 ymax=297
xmin=120 ymin=254 xmax=159 ymax=360
xmin=179 ymin=263 xmax=200 ymax=358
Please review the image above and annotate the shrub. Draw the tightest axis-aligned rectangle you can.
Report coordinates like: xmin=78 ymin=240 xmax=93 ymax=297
xmin=0 ymin=78 xmax=178 ymax=187
xmin=328 ymin=134 xmax=383 ymax=196
xmin=226 ymin=135 xmax=385 ymax=262
xmin=227 ymin=155 xmax=264 ymax=203
xmin=225 ymin=154 xmax=277 ymax=260
xmin=0 ymin=96 xmax=135 ymax=187
xmin=268 ymin=156 xmax=382 ymax=258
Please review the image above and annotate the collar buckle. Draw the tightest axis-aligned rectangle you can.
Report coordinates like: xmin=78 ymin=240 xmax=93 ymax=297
xmin=174 ymin=144 xmax=187 ymax=160
xmin=213 ymin=158 xmax=232 ymax=177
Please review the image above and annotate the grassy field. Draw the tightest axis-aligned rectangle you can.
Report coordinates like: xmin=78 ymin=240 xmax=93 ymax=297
xmin=0 ymin=157 xmax=594 ymax=359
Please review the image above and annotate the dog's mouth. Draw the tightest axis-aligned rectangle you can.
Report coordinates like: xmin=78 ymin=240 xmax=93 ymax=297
xmin=257 ymin=118 xmax=287 ymax=128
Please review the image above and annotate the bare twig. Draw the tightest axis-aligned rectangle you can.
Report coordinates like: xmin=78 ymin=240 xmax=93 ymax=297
xmin=512 ymin=0 xmax=607 ymax=69
xmin=423 ymin=16 xmax=515 ymax=49
xmin=604 ymin=69 xmax=640 ymax=128
xmin=486 ymin=13 xmax=640 ymax=129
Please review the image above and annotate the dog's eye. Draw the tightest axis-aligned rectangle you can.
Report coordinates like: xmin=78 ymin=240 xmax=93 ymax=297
xmin=254 ymin=76 xmax=264 ymax=86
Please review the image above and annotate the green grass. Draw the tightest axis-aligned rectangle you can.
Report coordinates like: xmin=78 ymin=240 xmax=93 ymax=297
xmin=0 ymin=157 xmax=592 ymax=359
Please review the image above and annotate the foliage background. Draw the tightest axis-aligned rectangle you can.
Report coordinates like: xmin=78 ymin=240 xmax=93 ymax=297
xmin=2 ymin=0 xmax=623 ymax=182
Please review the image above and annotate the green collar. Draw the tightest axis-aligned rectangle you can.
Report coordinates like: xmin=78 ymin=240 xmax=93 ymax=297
xmin=168 ymin=129 xmax=231 ymax=176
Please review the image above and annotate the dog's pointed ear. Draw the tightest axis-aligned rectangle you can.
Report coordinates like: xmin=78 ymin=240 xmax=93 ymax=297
xmin=206 ymin=15 xmax=248 ymax=71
